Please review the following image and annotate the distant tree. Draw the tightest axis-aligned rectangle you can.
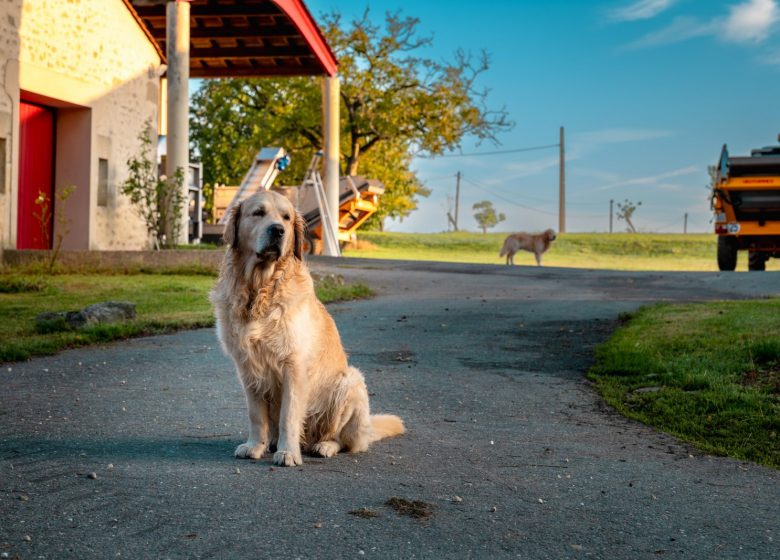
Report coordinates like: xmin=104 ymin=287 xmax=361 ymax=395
xmin=616 ymin=199 xmax=642 ymax=233
xmin=472 ymin=200 xmax=505 ymax=234
xmin=190 ymin=9 xmax=512 ymax=228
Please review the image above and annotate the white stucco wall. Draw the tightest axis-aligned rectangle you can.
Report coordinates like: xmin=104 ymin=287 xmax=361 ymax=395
xmin=1 ymin=0 xmax=164 ymax=250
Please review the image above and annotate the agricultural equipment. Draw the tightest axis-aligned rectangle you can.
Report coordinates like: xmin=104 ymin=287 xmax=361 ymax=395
xmin=206 ymin=149 xmax=383 ymax=254
xmin=712 ymin=138 xmax=780 ymax=271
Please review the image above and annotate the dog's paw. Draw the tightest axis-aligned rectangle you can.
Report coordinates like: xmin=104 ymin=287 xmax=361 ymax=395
xmin=273 ymin=449 xmax=303 ymax=467
xmin=311 ymin=440 xmax=341 ymax=458
xmin=234 ymin=441 xmax=266 ymax=460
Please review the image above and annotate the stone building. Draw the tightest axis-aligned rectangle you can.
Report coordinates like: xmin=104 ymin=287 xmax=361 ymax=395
xmin=0 ymin=0 xmax=338 ymax=252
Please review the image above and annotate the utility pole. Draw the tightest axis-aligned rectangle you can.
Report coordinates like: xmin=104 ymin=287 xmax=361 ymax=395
xmin=684 ymin=213 xmax=688 ymax=234
xmin=447 ymin=171 xmax=461 ymax=231
xmin=609 ymin=199 xmax=614 ymax=233
xmin=559 ymin=126 xmax=565 ymax=233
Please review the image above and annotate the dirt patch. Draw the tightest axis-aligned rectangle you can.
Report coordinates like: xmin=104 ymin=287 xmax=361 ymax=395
xmin=348 ymin=508 xmax=380 ymax=519
xmin=741 ymin=367 xmax=780 ymax=394
xmin=385 ymin=497 xmax=435 ymax=519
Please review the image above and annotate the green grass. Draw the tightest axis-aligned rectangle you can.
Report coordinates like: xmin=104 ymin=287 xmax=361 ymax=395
xmin=344 ymin=232 xmax=780 ymax=271
xmin=0 ymin=273 xmax=372 ymax=363
xmin=588 ymin=300 xmax=780 ymax=468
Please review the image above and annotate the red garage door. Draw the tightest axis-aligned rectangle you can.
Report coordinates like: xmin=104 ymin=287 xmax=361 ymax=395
xmin=17 ymin=101 xmax=55 ymax=249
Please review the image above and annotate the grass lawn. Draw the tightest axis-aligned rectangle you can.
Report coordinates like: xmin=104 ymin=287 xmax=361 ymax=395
xmin=588 ymin=300 xmax=780 ymax=469
xmin=0 ymin=273 xmax=371 ymax=363
xmin=344 ymin=231 xmax=780 ymax=271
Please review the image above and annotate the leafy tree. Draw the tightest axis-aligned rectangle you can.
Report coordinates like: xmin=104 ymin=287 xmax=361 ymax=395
xmin=616 ymin=199 xmax=642 ymax=233
xmin=190 ymin=9 xmax=511 ymax=229
xmin=122 ymin=123 xmax=185 ymax=249
xmin=472 ymin=200 xmax=505 ymax=234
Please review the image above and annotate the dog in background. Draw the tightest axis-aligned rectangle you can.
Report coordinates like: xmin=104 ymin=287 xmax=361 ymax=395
xmin=499 ymin=229 xmax=557 ymax=266
xmin=210 ymin=190 xmax=404 ymax=467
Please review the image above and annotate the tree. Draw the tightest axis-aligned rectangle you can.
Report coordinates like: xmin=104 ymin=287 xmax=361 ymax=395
xmin=472 ymin=200 xmax=505 ymax=234
xmin=190 ymin=9 xmax=512 ymax=228
xmin=122 ymin=123 xmax=185 ymax=249
xmin=616 ymin=199 xmax=642 ymax=233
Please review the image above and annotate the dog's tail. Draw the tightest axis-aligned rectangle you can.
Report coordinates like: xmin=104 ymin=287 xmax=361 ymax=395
xmin=499 ymin=237 xmax=511 ymax=257
xmin=369 ymin=414 xmax=405 ymax=442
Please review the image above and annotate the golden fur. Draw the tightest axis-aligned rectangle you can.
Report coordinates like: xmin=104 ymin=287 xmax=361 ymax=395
xmin=499 ymin=229 xmax=557 ymax=266
xmin=210 ymin=190 xmax=404 ymax=467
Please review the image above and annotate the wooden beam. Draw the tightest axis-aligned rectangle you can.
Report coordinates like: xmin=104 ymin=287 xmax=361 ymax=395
xmin=149 ymin=24 xmax=299 ymax=40
xmin=190 ymin=45 xmax=310 ymax=59
xmin=132 ymin=3 xmax=280 ymax=18
xmin=190 ymin=64 xmax=323 ymax=78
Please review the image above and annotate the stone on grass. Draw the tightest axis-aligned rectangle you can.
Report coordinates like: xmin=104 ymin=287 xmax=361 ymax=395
xmin=35 ymin=301 xmax=136 ymax=332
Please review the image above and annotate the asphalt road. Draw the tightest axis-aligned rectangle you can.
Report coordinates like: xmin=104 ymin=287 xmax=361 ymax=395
xmin=1 ymin=258 xmax=779 ymax=559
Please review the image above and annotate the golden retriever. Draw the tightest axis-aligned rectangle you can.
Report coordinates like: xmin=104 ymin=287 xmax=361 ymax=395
xmin=210 ymin=190 xmax=404 ymax=467
xmin=499 ymin=229 xmax=557 ymax=266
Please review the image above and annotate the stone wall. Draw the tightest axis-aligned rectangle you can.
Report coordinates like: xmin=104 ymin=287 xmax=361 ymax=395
xmin=1 ymin=0 xmax=164 ymax=251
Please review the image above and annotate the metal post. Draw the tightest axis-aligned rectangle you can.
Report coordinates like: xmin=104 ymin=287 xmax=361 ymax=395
xmin=609 ymin=199 xmax=614 ymax=233
xmin=454 ymin=171 xmax=461 ymax=231
xmin=166 ymin=0 xmax=190 ymax=245
xmin=559 ymin=126 xmax=565 ymax=233
xmin=684 ymin=213 xmax=688 ymax=234
xmin=321 ymin=75 xmax=340 ymax=256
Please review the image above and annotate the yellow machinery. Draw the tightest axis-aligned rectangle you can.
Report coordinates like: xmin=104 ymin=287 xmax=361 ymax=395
xmin=712 ymin=138 xmax=780 ymax=271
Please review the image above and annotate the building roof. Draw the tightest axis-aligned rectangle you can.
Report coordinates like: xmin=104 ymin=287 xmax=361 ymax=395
xmin=125 ymin=0 xmax=337 ymax=77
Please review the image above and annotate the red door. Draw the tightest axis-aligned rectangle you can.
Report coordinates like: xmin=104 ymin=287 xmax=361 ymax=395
xmin=17 ymin=101 xmax=55 ymax=249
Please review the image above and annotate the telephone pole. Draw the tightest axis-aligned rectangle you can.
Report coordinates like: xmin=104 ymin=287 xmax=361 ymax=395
xmin=609 ymin=199 xmax=614 ymax=233
xmin=559 ymin=126 xmax=565 ymax=233
xmin=684 ymin=213 xmax=688 ymax=234
xmin=447 ymin=171 xmax=462 ymax=231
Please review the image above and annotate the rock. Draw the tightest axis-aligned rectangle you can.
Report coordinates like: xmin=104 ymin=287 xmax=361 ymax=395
xmin=35 ymin=301 xmax=136 ymax=332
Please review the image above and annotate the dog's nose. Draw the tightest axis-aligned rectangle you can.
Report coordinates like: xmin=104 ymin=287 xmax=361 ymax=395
xmin=267 ymin=224 xmax=284 ymax=240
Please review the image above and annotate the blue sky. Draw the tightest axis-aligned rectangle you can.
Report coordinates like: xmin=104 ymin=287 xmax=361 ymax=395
xmin=304 ymin=0 xmax=780 ymax=233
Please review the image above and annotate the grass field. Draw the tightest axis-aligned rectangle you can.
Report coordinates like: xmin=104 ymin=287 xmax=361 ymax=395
xmin=344 ymin=232 xmax=780 ymax=272
xmin=0 ymin=273 xmax=371 ymax=363
xmin=589 ymin=300 xmax=780 ymax=469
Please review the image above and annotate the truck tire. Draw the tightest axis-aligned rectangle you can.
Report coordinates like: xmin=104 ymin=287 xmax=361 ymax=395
xmin=748 ymin=251 xmax=766 ymax=271
xmin=717 ymin=236 xmax=737 ymax=271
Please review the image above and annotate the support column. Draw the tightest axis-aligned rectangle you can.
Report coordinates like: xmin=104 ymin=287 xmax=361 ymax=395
xmin=559 ymin=125 xmax=566 ymax=234
xmin=166 ymin=0 xmax=190 ymax=245
xmin=321 ymin=75 xmax=340 ymax=256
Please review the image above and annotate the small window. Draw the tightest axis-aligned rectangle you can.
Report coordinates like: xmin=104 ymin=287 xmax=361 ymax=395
xmin=97 ymin=158 xmax=108 ymax=206
xmin=0 ymin=138 xmax=6 ymax=194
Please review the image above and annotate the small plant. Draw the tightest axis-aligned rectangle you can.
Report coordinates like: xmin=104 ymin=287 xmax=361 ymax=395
xmin=33 ymin=184 xmax=76 ymax=273
xmin=616 ymin=199 xmax=642 ymax=233
xmin=472 ymin=200 xmax=505 ymax=234
xmin=121 ymin=122 xmax=185 ymax=249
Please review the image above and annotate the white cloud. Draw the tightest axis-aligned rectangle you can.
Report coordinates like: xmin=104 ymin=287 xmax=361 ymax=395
xmin=625 ymin=0 xmax=779 ymax=48
xmin=723 ymin=0 xmax=779 ymax=43
xmin=626 ymin=16 xmax=718 ymax=48
xmin=608 ymin=0 xmax=679 ymax=22
xmin=759 ymin=48 xmax=780 ymax=63
xmin=589 ymin=165 xmax=699 ymax=192
xmin=574 ymin=128 xmax=677 ymax=145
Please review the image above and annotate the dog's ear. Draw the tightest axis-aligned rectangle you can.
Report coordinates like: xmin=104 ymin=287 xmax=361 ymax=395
xmin=293 ymin=211 xmax=306 ymax=260
xmin=223 ymin=203 xmax=241 ymax=248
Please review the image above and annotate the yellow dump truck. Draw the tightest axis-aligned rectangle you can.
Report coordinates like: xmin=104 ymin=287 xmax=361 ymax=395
xmin=712 ymin=139 xmax=780 ymax=271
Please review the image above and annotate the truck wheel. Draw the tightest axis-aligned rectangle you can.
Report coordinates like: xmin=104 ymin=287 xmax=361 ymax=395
xmin=748 ymin=251 xmax=766 ymax=271
xmin=717 ymin=236 xmax=737 ymax=271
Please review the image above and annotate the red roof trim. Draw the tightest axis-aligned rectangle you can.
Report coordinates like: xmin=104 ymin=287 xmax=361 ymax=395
xmin=272 ymin=0 xmax=338 ymax=76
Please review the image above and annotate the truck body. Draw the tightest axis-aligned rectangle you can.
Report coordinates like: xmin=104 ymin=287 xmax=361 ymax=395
xmin=712 ymin=141 xmax=780 ymax=271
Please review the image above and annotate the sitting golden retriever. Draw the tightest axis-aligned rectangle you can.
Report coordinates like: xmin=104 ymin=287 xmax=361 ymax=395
xmin=499 ymin=229 xmax=557 ymax=266
xmin=210 ymin=190 xmax=404 ymax=467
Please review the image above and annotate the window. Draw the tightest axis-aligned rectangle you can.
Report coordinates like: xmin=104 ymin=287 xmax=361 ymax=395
xmin=97 ymin=158 xmax=108 ymax=206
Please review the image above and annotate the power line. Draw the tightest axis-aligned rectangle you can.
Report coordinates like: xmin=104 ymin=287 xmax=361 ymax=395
xmin=422 ymin=143 xmax=560 ymax=159
xmin=461 ymin=177 xmax=559 ymax=216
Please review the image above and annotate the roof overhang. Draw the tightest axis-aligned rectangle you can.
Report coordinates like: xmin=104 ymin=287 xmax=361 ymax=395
xmin=125 ymin=0 xmax=338 ymax=78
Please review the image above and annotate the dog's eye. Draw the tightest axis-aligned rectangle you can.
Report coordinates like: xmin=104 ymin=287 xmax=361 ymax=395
xmin=252 ymin=208 xmax=266 ymax=217
xmin=283 ymin=213 xmax=291 ymax=221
